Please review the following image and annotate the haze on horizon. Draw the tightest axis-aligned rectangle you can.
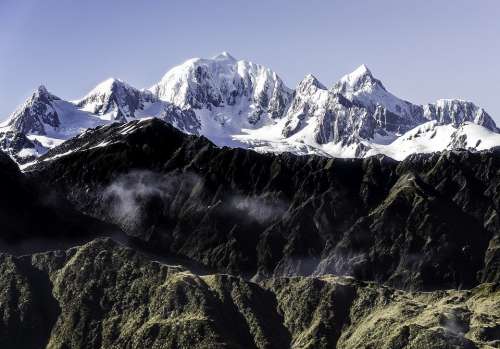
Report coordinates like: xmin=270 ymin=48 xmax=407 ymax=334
xmin=1 ymin=0 xmax=499 ymax=122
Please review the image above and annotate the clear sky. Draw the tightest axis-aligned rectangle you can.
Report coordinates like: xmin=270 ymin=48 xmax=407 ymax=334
xmin=1 ymin=0 xmax=499 ymax=122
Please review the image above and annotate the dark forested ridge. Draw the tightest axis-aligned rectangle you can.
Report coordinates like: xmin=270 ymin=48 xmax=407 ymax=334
xmin=0 ymin=150 xmax=119 ymax=253
xmin=24 ymin=119 xmax=500 ymax=291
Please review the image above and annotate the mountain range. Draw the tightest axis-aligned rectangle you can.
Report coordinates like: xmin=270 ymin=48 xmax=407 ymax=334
xmin=1 ymin=105 xmax=500 ymax=347
xmin=23 ymin=117 xmax=500 ymax=291
xmin=1 ymin=52 xmax=499 ymax=165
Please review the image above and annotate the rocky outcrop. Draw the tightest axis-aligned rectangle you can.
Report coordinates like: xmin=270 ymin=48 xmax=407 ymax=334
xmin=282 ymin=74 xmax=374 ymax=145
xmin=0 ymin=238 xmax=498 ymax=349
xmin=331 ymin=64 xmax=427 ymax=134
xmin=424 ymin=99 xmax=498 ymax=132
xmin=26 ymin=119 xmax=500 ymax=290
xmin=4 ymin=85 xmax=61 ymax=135
xmin=0 ymin=130 xmax=44 ymax=164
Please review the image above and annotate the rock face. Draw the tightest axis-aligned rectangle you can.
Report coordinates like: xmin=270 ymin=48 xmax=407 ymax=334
xmin=331 ymin=64 xmax=426 ymax=134
xmin=330 ymin=65 xmax=498 ymax=135
xmin=26 ymin=119 xmax=500 ymax=290
xmin=0 ymin=130 xmax=44 ymax=163
xmin=149 ymin=52 xmax=293 ymax=125
xmin=76 ymin=78 xmax=158 ymax=121
xmin=282 ymin=75 xmax=373 ymax=146
xmin=0 ymin=238 xmax=498 ymax=349
xmin=424 ymin=99 xmax=498 ymax=131
xmin=3 ymin=85 xmax=61 ymax=135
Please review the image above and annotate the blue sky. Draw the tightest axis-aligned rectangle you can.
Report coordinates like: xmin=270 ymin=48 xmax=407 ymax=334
xmin=1 ymin=0 xmax=499 ymax=121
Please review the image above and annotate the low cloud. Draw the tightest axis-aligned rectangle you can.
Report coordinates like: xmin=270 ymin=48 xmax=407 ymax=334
xmin=230 ymin=194 xmax=288 ymax=224
xmin=102 ymin=170 xmax=289 ymax=237
xmin=103 ymin=170 xmax=201 ymax=234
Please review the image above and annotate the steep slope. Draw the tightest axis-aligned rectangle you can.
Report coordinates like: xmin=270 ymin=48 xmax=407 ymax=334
xmin=75 ymin=78 xmax=158 ymax=121
xmin=149 ymin=52 xmax=293 ymax=134
xmin=0 ymin=129 xmax=45 ymax=164
xmin=281 ymin=74 xmax=372 ymax=144
xmin=0 ymin=150 xmax=119 ymax=252
xmin=75 ymin=77 xmax=201 ymax=134
xmin=0 ymin=238 xmax=498 ymax=349
xmin=1 ymin=85 xmax=63 ymax=135
xmin=331 ymin=65 xmax=498 ymax=133
xmin=424 ymin=99 xmax=498 ymax=131
xmin=0 ymin=86 xmax=107 ymax=162
xmin=26 ymin=119 xmax=500 ymax=290
xmin=1 ymin=85 xmax=104 ymax=138
xmin=331 ymin=64 xmax=426 ymax=133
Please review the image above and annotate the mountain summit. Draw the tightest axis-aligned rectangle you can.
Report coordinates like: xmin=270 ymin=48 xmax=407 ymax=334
xmin=1 ymin=54 xmax=498 ymax=164
xmin=149 ymin=52 xmax=293 ymax=127
xmin=212 ymin=51 xmax=237 ymax=61
xmin=76 ymin=78 xmax=158 ymax=121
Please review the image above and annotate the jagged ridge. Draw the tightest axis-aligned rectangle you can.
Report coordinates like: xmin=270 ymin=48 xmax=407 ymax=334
xmin=1 ymin=53 xmax=498 ymax=164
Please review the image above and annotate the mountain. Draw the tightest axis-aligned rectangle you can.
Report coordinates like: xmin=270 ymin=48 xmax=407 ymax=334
xmin=75 ymin=77 xmax=201 ymax=134
xmin=280 ymin=73 xmax=373 ymax=151
xmin=1 ymin=54 xmax=499 ymax=164
xmin=424 ymin=98 xmax=498 ymax=130
xmin=0 ymin=85 xmax=104 ymax=137
xmin=0 ymin=238 xmax=497 ymax=348
xmin=365 ymin=120 xmax=500 ymax=160
xmin=3 ymin=53 xmax=500 ymax=349
xmin=75 ymin=78 xmax=158 ymax=121
xmin=26 ymin=118 xmax=500 ymax=290
xmin=0 ymin=86 xmax=105 ymax=162
xmin=234 ymin=64 xmax=500 ymax=159
xmin=331 ymin=65 xmax=498 ymax=133
xmin=3 ymin=113 xmax=500 ymax=348
xmin=0 ymin=130 xmax=45 ymax=164
xmin=149 ymin=52 xmax=293 ymax=127
xmin=331 ymin=64 xmax=426 ymax=133
xmin=0 ymin=83 xmax=198 ymax=164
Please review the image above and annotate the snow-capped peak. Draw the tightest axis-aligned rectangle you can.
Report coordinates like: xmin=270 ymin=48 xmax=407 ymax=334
xmin=78 ymin=78 xmax=132 ymax=101
xmin=1 ymin=85 xmax=63 ymax=134
xmin=29 ymin=85 xmax=59 ymax=102
xmin=149 ymin=53 xmax=292 ymax=127
xmin=76 ymin=77 xmax=157 ymax=121
xmin=93 ymin=77 xmax=123 ymax=92
xmin=340 ymin=64 xmax=374 ymax=85
xmin=297 ymin=74 xmax=327 ymax=93
xmin=423 ymin=99 xmax=498 ymax=131
xmin=331 ymin=65 xmax=426 ymax=133
xmin=212 ymin=51 xmax=237 ymax=61
xmin=336 ymin=64 xmax=386 ymax=94
xmin=35 ymin=84 xmax=51 ymax=97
